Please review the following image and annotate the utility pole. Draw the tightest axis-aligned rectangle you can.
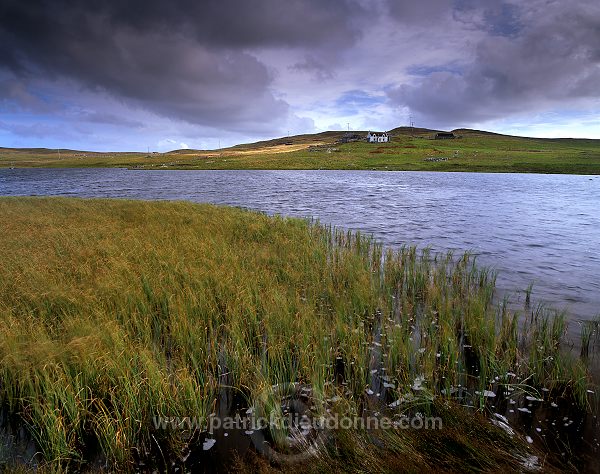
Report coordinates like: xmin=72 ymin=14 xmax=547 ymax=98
xmin=347 ymin=122 xmax=350 ymax=132
xmin=57 ymin=148 xmax=61 ymax=160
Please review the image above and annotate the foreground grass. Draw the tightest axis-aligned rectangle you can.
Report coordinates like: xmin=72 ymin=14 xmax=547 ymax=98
xmin=1 ymin=128 xmax=600 ymax=174
xmin=0 ymin=197 xmax=593 ymax=471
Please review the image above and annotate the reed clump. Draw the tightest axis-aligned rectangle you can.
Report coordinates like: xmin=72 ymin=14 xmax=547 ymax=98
xmin=0 ymin=197 xmax=593 ymax=471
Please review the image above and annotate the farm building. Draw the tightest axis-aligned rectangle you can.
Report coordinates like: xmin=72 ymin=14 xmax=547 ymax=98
xmin=367 ymin=131 xmax=389 ymax=143
xmin=340 ymin=133 xmax=362 ymax=143
xmin=435 ymin=132 xmax=455 ymax=139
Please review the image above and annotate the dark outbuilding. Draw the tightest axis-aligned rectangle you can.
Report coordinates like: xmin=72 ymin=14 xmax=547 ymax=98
xmin=435 ymin=132 xmax=456 ymax=139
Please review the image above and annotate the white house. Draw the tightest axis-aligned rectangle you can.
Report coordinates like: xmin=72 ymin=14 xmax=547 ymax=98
xmin=367 ymin=131 xmax=389 ymax=143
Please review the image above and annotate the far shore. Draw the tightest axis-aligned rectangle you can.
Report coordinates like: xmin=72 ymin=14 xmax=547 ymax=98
xmin=2 ymin=127 xmax=600 ymax=174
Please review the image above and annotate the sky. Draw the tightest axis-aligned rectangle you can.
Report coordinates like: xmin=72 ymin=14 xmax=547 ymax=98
xmin=0 ymin=0 xmax=599 ymax=152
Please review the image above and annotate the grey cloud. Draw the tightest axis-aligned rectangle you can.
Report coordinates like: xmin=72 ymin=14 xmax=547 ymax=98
xmin=70 ymin=110 xmax=145 ymax=128
xmin=385 ymin=0 xmax=454 ymax=25
xmin=480 ymin=2 xmax=522 ymax=37
xmin=452 ymin=0 xmax=523 ymax=36
xmin=0 ymin=0 xmax=365 ymax=131
xmin=386 ymin=0 xmax=522 ymax=36
xmin=388 ymin=0 xmax=600 ymax=126
xmin=0 ymin=75 xmax=56 ymax=113
xmin=2 ymin=0 xmax=598 ymax=146
xmin=0 ymin=0 xmax=365 ymax=55
xmin=289 ymin=55 xmax=335 ymax=81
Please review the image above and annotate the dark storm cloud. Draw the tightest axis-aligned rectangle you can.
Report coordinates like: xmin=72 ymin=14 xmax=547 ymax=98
xmin=2 ymin=0 xmax=599 ymax=146
xmin=0 ymin=0 xmax=364 ymax=130
xmin=388 ymin=0 xmax=600 ymax=126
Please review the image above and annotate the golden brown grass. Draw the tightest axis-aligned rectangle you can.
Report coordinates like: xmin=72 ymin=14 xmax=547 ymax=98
xmin=0 ymin=197 xmax=592 ymax=471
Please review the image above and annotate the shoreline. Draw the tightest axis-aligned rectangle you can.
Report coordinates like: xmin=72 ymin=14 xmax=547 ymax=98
xmin=2 ymin=165 xmax=600 ymax=176
xmin=2 ymin=131 xmax=600 ymax=174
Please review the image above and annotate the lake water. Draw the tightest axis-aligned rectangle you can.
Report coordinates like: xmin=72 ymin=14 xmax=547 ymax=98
xmin=1 ymin=168 xmax=599 ymax=323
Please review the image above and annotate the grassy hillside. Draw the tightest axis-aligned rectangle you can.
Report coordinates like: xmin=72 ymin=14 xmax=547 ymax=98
xmin=0 ymin=197 xmax=594 ymax=471
xmin=2 ymin=128 xmax=600 ymax=174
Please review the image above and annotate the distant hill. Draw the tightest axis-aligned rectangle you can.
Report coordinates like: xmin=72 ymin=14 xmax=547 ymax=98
xmin=2 ymin=127 xmax=599 ymax=175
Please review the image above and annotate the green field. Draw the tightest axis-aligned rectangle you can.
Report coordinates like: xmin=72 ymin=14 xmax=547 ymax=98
xmin=2 ymin=128 xmax=600 ymax=174
xmin=0 ymin=197 xmax=595 ymax=471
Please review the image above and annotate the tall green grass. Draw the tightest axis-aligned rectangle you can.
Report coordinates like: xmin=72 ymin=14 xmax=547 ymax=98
xmin=0 ymin=197 xmax=593 ymax=470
